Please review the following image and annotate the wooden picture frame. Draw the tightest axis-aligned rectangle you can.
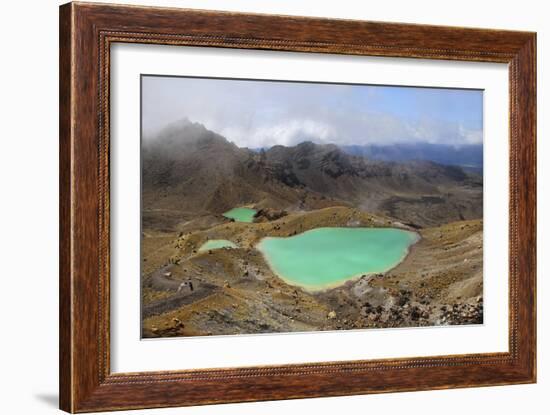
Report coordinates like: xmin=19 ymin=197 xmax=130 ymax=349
xmin=59 ymin=2 xmax=536 ymax=412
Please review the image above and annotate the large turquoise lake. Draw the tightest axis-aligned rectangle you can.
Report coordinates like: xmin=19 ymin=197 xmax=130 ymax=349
xmin=257 ymin=227 xmax=419 ymax=291
xmin=223 ymin=207 xmax=257 ymax=223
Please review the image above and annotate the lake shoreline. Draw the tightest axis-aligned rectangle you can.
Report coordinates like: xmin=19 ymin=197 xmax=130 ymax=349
xmin=256 ymin=227 xmax=420 ymax=293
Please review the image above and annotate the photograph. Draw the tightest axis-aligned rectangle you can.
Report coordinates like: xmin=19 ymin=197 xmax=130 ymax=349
xmin=140 ymin=75 xmax=484 ymax=338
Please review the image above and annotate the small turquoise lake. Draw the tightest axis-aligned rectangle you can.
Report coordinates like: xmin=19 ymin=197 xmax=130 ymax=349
xmin=198 ymin=239 xmax=238 ymax=252
xmin=257 ymin=227 xmax=419 ymax=291
xmin=223 ymin=207 xmax=257 ymax=223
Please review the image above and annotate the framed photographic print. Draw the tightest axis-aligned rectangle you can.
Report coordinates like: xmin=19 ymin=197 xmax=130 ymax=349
xmin=59 ymin=2 xmax=536 ymax=412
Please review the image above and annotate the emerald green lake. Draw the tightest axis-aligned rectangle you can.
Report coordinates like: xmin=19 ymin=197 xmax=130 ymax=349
xmin=223 ymin=207 xmax=257 ymax=223
xmin=257 ymin=227 xmax=419 ymax=291
xmin=198 ymin=239 xmax=238 ymax=252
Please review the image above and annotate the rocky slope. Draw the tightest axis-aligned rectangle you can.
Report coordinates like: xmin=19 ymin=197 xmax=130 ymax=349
xmin=142 ymin=119 xmax=482 ymax=229
xmin=140 ymin=119 xmax=484 ymax=337
xmin=141 ymin=207 xmax=483 ymax=337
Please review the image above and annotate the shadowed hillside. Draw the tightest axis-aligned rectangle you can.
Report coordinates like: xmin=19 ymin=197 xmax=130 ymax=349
xmin=142 ymin=119 xmax=482 ymax=229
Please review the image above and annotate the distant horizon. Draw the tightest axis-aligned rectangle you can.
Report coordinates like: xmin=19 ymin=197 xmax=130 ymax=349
xmin=243 ymin=140 xmax=483 ymax=151
xmin=142 ymin=75 xmax=483 ymax=149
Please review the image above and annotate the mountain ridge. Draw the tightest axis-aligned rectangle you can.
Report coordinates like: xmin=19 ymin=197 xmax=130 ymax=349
xmin=142 ymin=120 xmax=482 ymax=228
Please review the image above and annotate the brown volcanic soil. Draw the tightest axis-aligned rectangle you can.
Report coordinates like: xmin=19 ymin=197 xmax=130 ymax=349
xmin=140 ymin=121 xmax=484 ymax=338
xmin=141 ymin=207 xmax=483 ymax=338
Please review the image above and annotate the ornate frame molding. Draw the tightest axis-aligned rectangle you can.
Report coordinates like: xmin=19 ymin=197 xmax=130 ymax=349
xmin=60 ymin=2 xmax=536 ymax=412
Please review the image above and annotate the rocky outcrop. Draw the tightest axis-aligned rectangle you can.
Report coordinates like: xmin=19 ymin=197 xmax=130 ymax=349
xmin=253 ymin=208 xmax=288 ymax=222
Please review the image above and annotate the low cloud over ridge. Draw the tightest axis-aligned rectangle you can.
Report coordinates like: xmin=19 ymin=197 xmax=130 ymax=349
xmin=142 ymin=76 xmax=483 ymax=148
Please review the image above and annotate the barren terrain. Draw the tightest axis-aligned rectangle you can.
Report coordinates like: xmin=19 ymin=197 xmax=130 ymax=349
xmin=141 ymin=120 xmax=483 ymax=338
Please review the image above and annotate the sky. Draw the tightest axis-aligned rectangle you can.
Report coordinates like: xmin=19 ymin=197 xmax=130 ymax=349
xmin=142 ymin=75 xmax=483 ymax=148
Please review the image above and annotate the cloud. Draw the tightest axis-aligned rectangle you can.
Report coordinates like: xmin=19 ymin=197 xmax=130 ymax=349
xmin=220 ymin=119 xmax=337 ymax=148
xmin=142 ymin=76 xmax=483 ymax=148
xmin=215 ymin=113 xmax=482 ymax=149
